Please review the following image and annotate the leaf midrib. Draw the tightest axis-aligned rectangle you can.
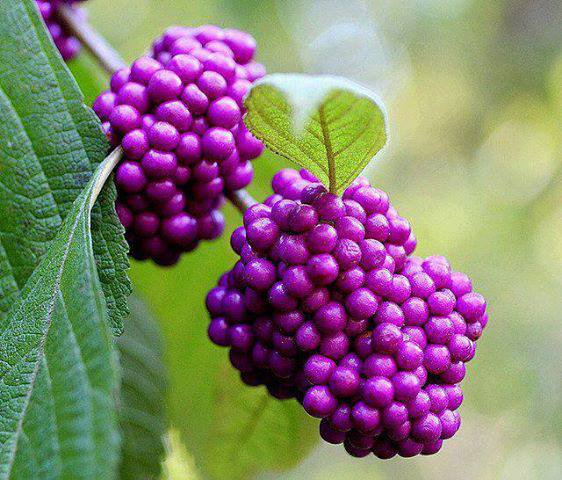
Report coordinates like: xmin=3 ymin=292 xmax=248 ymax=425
xmin=6 ymin=200 xmax=86 ymax=478
xmin=4 ymin=148 xmax=119 ymax=477
xmin=318 ymin=103 xmax=336 ymax=194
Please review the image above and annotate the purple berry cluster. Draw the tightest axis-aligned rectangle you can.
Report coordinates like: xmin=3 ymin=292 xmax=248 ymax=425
xmin=93 ymin=26 xmax=265 ymax=265
xmin=206 ymin=169 xmax=488 ymax=458
xmin=36 ymin=1 xmax=85 ymax=60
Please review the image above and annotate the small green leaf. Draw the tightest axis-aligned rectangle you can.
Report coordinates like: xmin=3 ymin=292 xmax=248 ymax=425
xmin=244 ymin=73 xmax=387 ymax=194
xmin=117 ymin=295 xmax=168 ymax=480
xmin=0 ymin=0 xmax=130 ymax=334
xmin=0 ymin=150 xmax=122 ymax=480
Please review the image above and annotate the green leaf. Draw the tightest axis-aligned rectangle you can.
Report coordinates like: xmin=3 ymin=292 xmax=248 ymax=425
xmin=244 ymin=73 xmax=387 ymax=194
xmin=0 ymin=0 xmax=130 ymax=334
xmin=204 ymin=375 xmax=318 ymax=480
xmin=130 ymin=257 xmax=318 ymax=480
xmin=68 ymin=54 xmax=108 ymax=107
xmin=0 ymin=150 xmax=122 ymax=480
xmin=90 ymin=179 xmax=131 ymax=336
xmin=117 ymin=295 xmax=168 ymax=480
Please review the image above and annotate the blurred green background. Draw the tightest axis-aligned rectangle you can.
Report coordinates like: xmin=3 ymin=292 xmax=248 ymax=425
xmin=83 ymin=0 xmax=562 ymax=478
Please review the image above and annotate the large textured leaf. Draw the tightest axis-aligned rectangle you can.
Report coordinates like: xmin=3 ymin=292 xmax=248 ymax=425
xmin=117 ymin=295 xmax=168 ymax=480
xmin=244 ymin=73 xmax=387 ymax=194
xmin=131 ymin=257 xmax=318 ymax=480
xmin=69 ymin=50 xmax=169 ymax=479
xmin=0 ymin=150 xmax=122 ymax=479
xmin=0 ymin=0 xmax=130 ymax=333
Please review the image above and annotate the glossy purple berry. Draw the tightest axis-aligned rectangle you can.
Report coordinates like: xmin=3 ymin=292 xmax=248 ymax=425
xmin=304 ymin=354 xmax=336 ymax=385
xmin=329 ymin=367 xmax=361 ymax=398
xmin=363 ymin=376 xmax=394 ymax=408
xmin=303 ymin=386 xmax=338 ymax=418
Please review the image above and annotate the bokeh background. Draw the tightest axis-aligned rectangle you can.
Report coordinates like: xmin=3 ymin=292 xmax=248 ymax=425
xmin=83 ymin=0 xmax=562 ymax=478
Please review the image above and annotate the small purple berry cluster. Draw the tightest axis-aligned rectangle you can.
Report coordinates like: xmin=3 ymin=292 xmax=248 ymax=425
xmin=93 ymin=26 xmax=265 ymax=265
xmin=206 ymin=169 xmax=488 ymax=458
xmin=36 ymin=1 xmax=85 ymax=60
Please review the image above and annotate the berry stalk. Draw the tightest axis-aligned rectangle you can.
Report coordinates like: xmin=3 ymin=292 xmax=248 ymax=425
xmin=227 ymin=189 xmax=258 ymax=213
xmin=57 ymin=3 xmax=125 ymax=74
xmin=57 ymin=3 xmax=257 ymax=213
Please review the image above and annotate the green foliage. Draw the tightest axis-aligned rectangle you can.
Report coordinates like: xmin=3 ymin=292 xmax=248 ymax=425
xmin=244 ymin=73 xmax=387 ymax=194
xmin=117 ymin=295 xmax=168 ymax=480
xmin=0 ymin=0 xmax=130 ymax=334
xmin=0 ymin=2 xmax=139 ymax=478
xmin=68 ymin=54 xmax=109 ymax=106
xmin=205 ymin=379 xmax=318 ymax=480
xmin=161 ymin=430 xmax=201 ymax=480
xmin=0 ymin=151 xmax=122 ymax=480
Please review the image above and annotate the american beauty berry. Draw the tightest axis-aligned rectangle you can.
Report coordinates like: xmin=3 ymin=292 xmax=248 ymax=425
xmin=93 ymin=26 xmax=265 ymax=265
xmin=36 ymin=1 xmax=86 ymax=60
xmin=206 ymin=168 xmax=488 ymax=458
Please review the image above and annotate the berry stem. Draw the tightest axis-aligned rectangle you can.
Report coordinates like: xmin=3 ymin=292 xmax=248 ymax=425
xmin=57 ymin=4 xmax=126 ymax=75
xmin=227 ymin=190 xmax=258 ymax=213
xmin=58 ymin=4 xmax=258 ymax=214
xmin=93 ymin=147 xmax=124 ymax=202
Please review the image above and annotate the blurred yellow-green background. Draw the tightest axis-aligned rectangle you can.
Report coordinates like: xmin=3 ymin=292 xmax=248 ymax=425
xmin=84 ymin=0 xmax=562 ymax=478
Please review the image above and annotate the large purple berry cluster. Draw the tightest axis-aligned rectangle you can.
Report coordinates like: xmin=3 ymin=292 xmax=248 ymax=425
xmin=206 ymin=169 xmax=488 ymax=458
xmin=36 ymin=1 xmax=85 ymax=60
xmin=93 ymin=26 xmax=265 ymax=265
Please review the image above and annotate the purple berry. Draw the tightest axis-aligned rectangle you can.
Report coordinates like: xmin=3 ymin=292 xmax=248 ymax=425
xmin=363 ymin=376 xmax=394 ymax=408
xmin=392 ymin=371 xmax=421 ymax=401
xmin=363 ymin=354 xmax=397 ymax=378
xmin=329 ymin=366 xmax=361 ymax=398
xmin=372 ymin=323 xmax=402 ymax=354
xmin=303 ymin=386 xmax=338 ymax=418
xmin=304 ymin=354 xmax=336 ymax=385
xmin=396 ymin=341 xmax=423 ymax=371
xmin=411 ymin=413 xmax=442 ymax=443
xmin=346 ymin=288 xmax=378 ymax=320
xmin=319 ymin=419 xmax=346 ymax=444
xmin=351 ymin=401 xmax=381 ymax=433
xmin=407 ymin=391 xmax=431 ymax=418
xmin=314 ymin=301 xmax=347 ymax=333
